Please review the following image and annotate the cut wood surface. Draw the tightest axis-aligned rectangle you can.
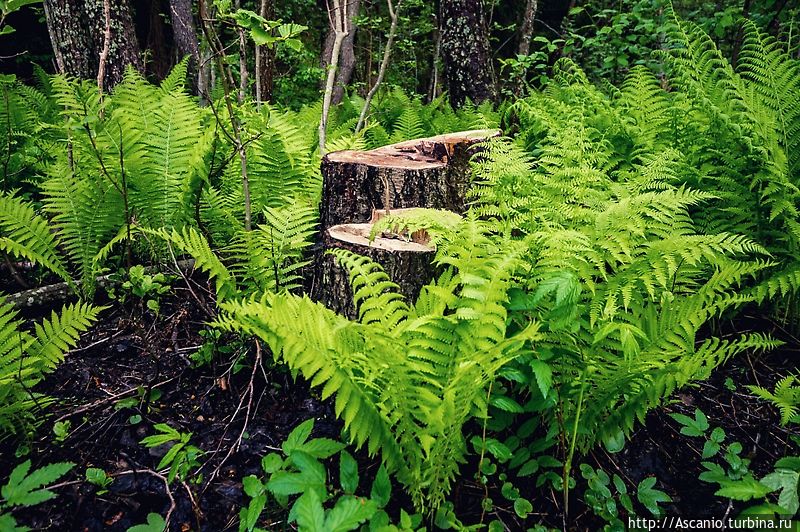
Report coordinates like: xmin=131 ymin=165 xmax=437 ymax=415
xmin=319 ymin=129 xmax=500 ymax=231
xmin=315 ymin=223 xmax=436 ymax=318
xmin=312 ymin=129 xmax=498 ymax=317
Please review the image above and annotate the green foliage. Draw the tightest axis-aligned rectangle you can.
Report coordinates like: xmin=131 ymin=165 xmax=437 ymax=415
xmin=580 ymin=465 xmax=635 ymax=530
xmin=112 ymin=265 xmax=172 ymax=315
xmin=0 ymin=192 xmax=71 ymax=285
xmin=217 ymin=214 xmax=541 ymax=512
xmin=84 ymin=467 xmax=113 ymax=494
xmin=126 ymin=513 xmax=167 ymax=532
xmin=0 ymin=299 xmax=102 ymax=437
xmin=140 ymin=423 xmax=204 ymax=484
xmin=748 ymin=374 xmax=800 ymax=426
xmin=239 ymin=418 xmax=421 ymax=532
xmin=0 ymin=459 xmax=73 ymax=531
xmin=672 ymin=407 xmax=799 ymax=516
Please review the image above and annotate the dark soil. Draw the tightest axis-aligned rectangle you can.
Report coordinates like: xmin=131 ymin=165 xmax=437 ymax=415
xmin=1 ymin=282 xmax=798 ymax=531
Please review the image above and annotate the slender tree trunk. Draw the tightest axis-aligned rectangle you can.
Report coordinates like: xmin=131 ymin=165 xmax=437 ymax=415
xmin=254 ymin=0 xmax=274 ymax=107
xmin=321 ymin=0 xmax=360 ymax=105
xmin=168 ymin=0 xmax=202 ymax=92
xmin=234 ymin=0 xmax=248 ymax=103
xmin=198 ymin=0 xmax=252 ymax=230
xmin=428 ymin=27 xmax=441 ymax=102
xmin=356 ymin=0 xmax=402 ymax=132
xmin=319 ymin=0 xmax=348 ymax=156
xmin=517 ymin=0 xmax=537 ymax=56
xmin=438 ymin=0 xmax=495 ymax=107
xmin=43 ymin=0 xmax=142 ymax=89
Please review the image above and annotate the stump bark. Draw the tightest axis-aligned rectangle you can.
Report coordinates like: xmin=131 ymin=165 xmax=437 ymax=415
xmin=312 ymin=129 xmax=499 ymax=317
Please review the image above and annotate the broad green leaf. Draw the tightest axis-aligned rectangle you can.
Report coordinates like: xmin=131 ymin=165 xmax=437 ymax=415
xmin=514 ymin=497 xmax=533 ymax=518
xmin=370 ymin=466 xmax=391 ymax=508
xmin=283 ymin=419 xmax=314 ymax=454
xmin=637 ymin=477 xmax=672 ymax=517
xmin=294 ymin=490 xmax=325 ymax=531
xmin=715 ymin=477 xmax=771 ymax=501
xmin=529 ymin=360 xmax=552 ymax=398
xmin=261 ymin=453 xmax=283 ymax=474
xmin=324 ymin=496 xmax=377 ymax=532
xmin=761 ymin=469 xmax=799 ymax=515
xmin=267 ymin=471 xmax=322 ymax=497
xmin=339 ymin=451 xmax=359 ymax=495
xmin=127 ymin=513 xmax=167 ymax=532
xmin=299 ymin=438 xmax=345 ymax=459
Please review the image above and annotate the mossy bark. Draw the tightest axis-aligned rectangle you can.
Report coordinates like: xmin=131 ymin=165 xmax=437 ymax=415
xmin=43 ymin=0 xmax=142 ymax=89
xmin=438 ymin=0 xmax=496 ymax=107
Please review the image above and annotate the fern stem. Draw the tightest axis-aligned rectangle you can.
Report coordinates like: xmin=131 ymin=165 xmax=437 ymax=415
xmin=562 ymin=371 xmax=586 ymax=520
xmin=476 ymin=380 xmax=493 ymax=526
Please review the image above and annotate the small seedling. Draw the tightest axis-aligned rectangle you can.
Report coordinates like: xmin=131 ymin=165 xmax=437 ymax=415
xmin=52 ymin=420 xmax=71 ymax=443
xmin=85 ymin=467 xmax=113 ymax=495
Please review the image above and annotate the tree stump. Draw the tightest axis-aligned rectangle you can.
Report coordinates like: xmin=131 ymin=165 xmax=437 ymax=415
xmin=312 ymin=129 xmax=499 ymax=318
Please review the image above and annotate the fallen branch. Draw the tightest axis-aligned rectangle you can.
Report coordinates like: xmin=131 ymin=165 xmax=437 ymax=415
xmin=3 ymin=259 xmax=196 ymax=310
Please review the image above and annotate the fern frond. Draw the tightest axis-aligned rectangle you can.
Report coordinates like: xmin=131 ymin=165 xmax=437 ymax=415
xmin=329 ymin=249 xmax=409 ymax=329
xmin=142 ymin=226 xmax=236 ymax=300
xmin=0 ymin=192 xmax=71 ymax=284
xmin=0 ymin=298 xmax=101 ymax=437
xmin=748 ymin=374 xmax=800 ymax=425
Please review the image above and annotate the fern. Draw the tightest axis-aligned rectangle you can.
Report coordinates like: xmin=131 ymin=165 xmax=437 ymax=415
xmin=226 ymin=199 xmax=318 ymax=294
xmin=140 ymin=226 xmax=236 ymax=301
xmin=0 ymin=299 xmax=102 ymax=437
xmin=215 ymin=215 xmax=540 ymax=512
xmin=0 ymin=193 xmax=71 ymax=285
xmin=748 ymin=374 xmax=800 ymax=426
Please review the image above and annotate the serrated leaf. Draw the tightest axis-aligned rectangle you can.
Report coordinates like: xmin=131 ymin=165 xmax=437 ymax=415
xmin=291 ymin=451 xmax=326 ymax=487
xmin=299 ymin=438 xmax=346 ymax=459
xmin=761 ymin=469 xmax=799 ymax=515
xmin=293 ymin=490 xmax=325 ymax=531
xmin=484 ymin=438 xmax=513 ymax=462
xmin=702 ymin=440 xmax=720 ymax=459
xmin=370 ymin=466 xmax=391 ymax=508
xmin=490 ymin=395 xmax=524 ymax=413
xmin=637 ymin=477 xmax=672 ymax=517
xmin=529 ymin=360 xmax=552 ymax=398
xmin=518 ymin=459 xmax=539 ymax=476
xmin=2 ymin=460 xmax=74 ymax=507
xmin=283 ymin=419 xmax=314 ymax=454
xmin=324 ymin=496 xmax=377 ymax=532
xmin=715 ymin=477 xmax=772 ymax=501
xmin=242 ymin=475 xmax=264 ymax=498
xmin=339 ymin=451 xmax=359 ymax=495
xmin=261 ymin=453 xmax=283 ymax=474
xmin=267 ymin=471 xmax=321 ymax=497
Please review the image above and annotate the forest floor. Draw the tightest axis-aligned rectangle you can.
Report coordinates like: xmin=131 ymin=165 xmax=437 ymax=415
xmin=1 ymin=277 xmax=798 ymax=531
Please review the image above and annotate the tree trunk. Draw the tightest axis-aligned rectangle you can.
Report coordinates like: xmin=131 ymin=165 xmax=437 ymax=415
xmin=316 ymin=219 xmax=437 ymax=318
xmin=312 ymin=129 xmax=499 ymax=317
xmin=321 ymin=0 xmax=360 ymax=105
xmin=168 ymin=0 xmax=202 ymax=92
xmin=44 ymin=0 xmax=142 ymax=89
xmin=356 ymin=0 xmax=402 ymax=132
xmin=438 ymin=0 xmax=495 ymax=107
xmin=254 ymin=0 xmax=274 ymax=105
xmin=517 ymin=0 xmax=538 ymax=57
